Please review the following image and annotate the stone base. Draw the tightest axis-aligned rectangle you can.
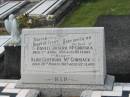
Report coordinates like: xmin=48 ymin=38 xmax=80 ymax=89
xmin=16 ymin=75 xmax=114 ymax=97
xmin=4 ymin=45 xmax=21 ymax=79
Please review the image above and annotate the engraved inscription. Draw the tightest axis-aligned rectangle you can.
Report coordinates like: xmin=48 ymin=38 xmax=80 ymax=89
xmin=54 ymin=77 xmax=68 ymax=82
xmin=29 ymin=34 xmax=96 ymax=70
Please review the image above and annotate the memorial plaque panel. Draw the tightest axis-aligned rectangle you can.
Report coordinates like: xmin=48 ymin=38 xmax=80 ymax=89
xmin=21 ymin=27 xmax=106 ymax=85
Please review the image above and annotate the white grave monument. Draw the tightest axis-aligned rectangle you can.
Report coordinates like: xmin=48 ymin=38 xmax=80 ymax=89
xmin=16 ymin=27 xmax=114 ymax=96
xmin=4 ymin=14 xmax=21 ymax=45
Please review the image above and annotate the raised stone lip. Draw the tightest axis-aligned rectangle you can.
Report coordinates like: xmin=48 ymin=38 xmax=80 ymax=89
xmin=16 ymin=75 xmax=114 ymax=89
xmin=16 ymin=75 xmax=114 ymax=96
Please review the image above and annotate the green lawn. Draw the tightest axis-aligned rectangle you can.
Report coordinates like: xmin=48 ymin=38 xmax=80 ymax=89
xmin=0 ymin=32 xmax=8 ymax=35
xmin=60 ymin=0 xmax=130 ymax=27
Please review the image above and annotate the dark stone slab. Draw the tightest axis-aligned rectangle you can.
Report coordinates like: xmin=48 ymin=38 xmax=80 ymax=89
xmin=95 ymin=15 xmax=130 ymax=81
xmin=4 ymin=45 xmax=21 ymax=79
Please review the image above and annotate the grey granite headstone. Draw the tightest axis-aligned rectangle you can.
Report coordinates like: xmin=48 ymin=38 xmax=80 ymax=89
xmin=16 ymin=27 xmax=114 ymax=96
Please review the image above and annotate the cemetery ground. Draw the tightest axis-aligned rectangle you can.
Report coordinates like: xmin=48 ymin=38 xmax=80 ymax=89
xmin=60 ymin=0 xmax=130 ymax=82
xmin=60 ymin=0 xmax=130 ymax=27
xmin=1 ymin=1 xmax=130 ymax=97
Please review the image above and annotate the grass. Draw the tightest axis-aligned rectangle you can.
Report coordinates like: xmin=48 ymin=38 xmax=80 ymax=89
xmin=0 ymin=26 xmax=8 ymax=35
xmin=0 ymin=32 xmax=8 ymax=35
xmin=60 ymin=0 xmax=130 ymax=27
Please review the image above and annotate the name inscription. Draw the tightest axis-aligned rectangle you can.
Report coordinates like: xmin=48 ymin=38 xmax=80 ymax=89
xmin=29 ymin=34 xmax=96 ymax=69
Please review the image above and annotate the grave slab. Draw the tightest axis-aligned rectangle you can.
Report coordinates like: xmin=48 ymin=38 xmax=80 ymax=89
xmin=16 ymin=27 xmax=114 ymax=96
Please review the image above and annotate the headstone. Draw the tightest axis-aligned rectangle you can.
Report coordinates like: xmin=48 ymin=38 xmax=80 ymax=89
xmin=16 ymin=27 xmax=114 ymax=96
